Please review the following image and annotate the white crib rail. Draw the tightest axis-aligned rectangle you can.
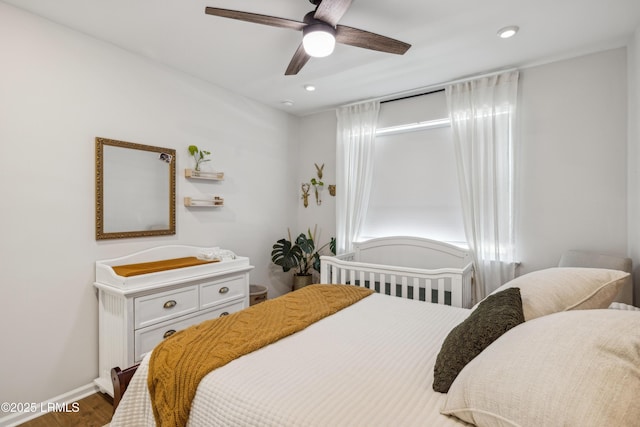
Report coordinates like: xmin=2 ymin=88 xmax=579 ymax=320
xmin=320 ymin=255 xmax=473 ymax=308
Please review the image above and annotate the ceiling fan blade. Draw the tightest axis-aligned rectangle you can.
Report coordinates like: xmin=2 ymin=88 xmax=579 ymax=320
xmin=336 ymin=25 xmax=411 ymax=55
xmin=313 ymin=0 xmax=353 ymax=27
xmin=205 ymin=7 xmax=305 ymax=31
xmin=285 ymin=44 xmax=311 ymax=75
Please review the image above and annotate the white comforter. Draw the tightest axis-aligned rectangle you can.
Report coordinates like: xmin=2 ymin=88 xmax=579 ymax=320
xmin=111 ymin=293 xmax=471 ymax=427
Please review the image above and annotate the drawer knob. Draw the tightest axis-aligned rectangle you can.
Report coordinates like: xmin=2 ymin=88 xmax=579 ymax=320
xmin=219 ymin=312 xmax=230 ymax=317
xmin=219 ymin=287 xmax=229 ymax=294
xmin=163 ymin=300 xmax=177 ymax=309
xmin=163 ymin=329 xmax=177 ymax=339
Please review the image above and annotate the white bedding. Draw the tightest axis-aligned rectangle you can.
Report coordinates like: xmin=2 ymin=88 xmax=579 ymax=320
xmin=111 ymin=293 xmax=471 ymax=427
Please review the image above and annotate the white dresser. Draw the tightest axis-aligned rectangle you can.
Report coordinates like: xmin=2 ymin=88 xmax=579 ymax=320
xmin=93 ymin=245 xmax=254 ymax=396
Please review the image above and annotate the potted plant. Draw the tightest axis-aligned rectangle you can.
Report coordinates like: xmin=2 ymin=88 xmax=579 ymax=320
xmin=310 ymin=177 xmax=324 ymax=205
xmin=188 ymin=145 xmax=211 ymax=171
xmin=271 ymin=227 xmax=336 ymax=291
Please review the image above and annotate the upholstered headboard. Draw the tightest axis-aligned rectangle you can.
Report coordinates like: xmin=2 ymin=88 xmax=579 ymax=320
xmin=558 ymin=250 xmax=633 ymax=305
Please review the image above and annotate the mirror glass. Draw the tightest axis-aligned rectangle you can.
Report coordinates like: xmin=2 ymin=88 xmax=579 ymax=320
xmin=96 ymin=137 xmax=176 ymax=240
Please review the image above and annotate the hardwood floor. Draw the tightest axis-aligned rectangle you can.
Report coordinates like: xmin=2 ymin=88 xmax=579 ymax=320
xmin=18 ymin=393 xmax=112 ymax=427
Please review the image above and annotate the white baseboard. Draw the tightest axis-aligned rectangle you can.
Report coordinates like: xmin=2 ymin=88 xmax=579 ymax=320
xmin=0 ymin=382 xmax=100 ymax=427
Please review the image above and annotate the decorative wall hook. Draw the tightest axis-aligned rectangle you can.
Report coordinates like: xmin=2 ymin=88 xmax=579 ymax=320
xmin=302 ymin=163 xmax=327 ymax=207
xmin=301 ymin=183 xmax=310 ymax=208
xmin=328 ymin=185 xmax=336 ymax=197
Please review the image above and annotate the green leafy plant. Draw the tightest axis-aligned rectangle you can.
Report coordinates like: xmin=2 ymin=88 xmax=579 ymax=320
xmin=310 ymin=177 xmax=324 ymax=187
xmin=188 ymin=145 xmax=211 ymax=171
xmin=271 ymin=228 xmax=336 ymax=276
xmin=310 ymin=178 xmax=324 ymax=205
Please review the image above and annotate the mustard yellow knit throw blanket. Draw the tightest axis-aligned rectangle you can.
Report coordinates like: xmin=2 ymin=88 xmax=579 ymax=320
xmin=148 ymin=284 xmax=374 ymax=427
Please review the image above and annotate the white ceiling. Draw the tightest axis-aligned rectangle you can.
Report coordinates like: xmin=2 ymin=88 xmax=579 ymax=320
xmin=4 ymin=0 xmax=639 ymax=116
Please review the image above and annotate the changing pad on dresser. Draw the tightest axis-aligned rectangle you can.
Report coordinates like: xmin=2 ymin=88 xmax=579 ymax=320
xmin=96 ymin=245 xmax=249 ymax=289
xmin=112 ymin=257 xmax=219 ymax=277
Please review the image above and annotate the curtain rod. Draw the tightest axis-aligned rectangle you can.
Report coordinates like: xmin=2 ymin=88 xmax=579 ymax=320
xmin=341 ymin=67 xmax=518 ymax=108
xmin=380 ymin=88 xmax=444 ymax=104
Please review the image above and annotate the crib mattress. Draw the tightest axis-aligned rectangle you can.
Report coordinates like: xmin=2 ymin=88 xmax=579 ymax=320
xmin=111 ymin=293 xmax=471 ymax=426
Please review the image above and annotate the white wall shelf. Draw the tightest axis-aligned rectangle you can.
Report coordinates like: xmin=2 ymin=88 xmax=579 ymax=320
xmin=185 ymin=169 xmax=224 ymax=180
xmin=184 ymin=196 xmax=224 ymax=207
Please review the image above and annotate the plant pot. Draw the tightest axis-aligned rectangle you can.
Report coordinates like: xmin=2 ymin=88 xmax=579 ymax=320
xmin=292 ymin=274 xmax=313 ymax=291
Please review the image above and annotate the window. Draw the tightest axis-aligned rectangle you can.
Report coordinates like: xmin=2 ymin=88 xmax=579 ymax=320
xmin=359 ymin=91 xmax=466 ymax=245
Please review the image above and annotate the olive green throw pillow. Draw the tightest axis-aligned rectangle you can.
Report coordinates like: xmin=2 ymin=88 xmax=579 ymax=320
xmin=433 ymin=287 xmax=524 ymax=393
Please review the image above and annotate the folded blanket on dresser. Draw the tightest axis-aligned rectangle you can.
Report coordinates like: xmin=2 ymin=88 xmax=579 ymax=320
xmin=148 ymin=284 xmax=374 ymax=427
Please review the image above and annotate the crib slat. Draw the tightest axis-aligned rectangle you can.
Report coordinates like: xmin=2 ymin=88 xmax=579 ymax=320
xmin=437 ymin=278 xmax=445 ymax=305
xmin=451 ymin=276 xmax=462 ymax=307
xmin=389 ymin=275 xmax=397 ymax=296
xmin=406 ymin=277 xmax=420 ymax=299
xmin=401 ymin=276 xmax=408 ymax=299
xmin=321 ymin=260 xmax=328 ymax=283
xmin=423 ymin=278 xmax=431 ymax=303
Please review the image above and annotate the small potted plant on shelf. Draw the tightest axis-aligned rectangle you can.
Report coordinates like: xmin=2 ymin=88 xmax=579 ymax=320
xmin=188 ymin=145 xmax=211 ymax=172
xmin=271 ymin=226 xmax=336 ymax=291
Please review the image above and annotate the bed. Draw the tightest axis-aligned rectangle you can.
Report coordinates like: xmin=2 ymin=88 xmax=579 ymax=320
xmin=110 ymin=265 xmax=640 ymax=427
xmin=320 ymin=236 xmax=474 ymax=308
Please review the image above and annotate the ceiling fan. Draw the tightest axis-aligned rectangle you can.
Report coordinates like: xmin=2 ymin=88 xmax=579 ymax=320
xmin=204 ymin=0 xmax=411 ymax=75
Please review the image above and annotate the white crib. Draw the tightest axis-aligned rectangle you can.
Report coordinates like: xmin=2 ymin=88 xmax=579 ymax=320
xmin=320 ymin=236 xmax=474 ymax=308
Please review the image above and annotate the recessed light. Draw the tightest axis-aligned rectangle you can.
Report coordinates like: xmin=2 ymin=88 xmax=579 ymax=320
xmin=304 ymin=84 xmax=316 ymax=92
xmin=497 ymin=25 xmax=519 ymax=39
xmin=281 ymin=100 xmax=295 ymax=106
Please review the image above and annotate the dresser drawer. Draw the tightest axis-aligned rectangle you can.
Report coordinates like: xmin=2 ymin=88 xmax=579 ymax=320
xmin=200 ymin=275 xmax=246 ymax=309
xmin=134 ymin=286 xmax=199 ymax=329
xmin=134 ymin=300 xmax=245 ymax=362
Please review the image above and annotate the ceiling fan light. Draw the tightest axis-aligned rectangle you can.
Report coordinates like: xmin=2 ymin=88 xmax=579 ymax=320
xmin=303 ymin=24 xmax=336 ymax=58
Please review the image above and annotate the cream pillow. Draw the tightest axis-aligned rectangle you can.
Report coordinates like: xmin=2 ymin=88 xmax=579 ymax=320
xmin=486 ymin=267 xmax=628 ymax=320
xmin=441 ymin=309 xmax=640 ymax=427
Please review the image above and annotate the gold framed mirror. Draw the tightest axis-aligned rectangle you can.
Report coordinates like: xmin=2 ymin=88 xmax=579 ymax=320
xmin=96 ymin=137 xmax=176 ymax=240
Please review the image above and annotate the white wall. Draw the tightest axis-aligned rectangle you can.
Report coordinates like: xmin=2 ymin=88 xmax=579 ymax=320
xmin=627 ymin=27 xmax=640 ymax=305
xmin=516 ymin=48 xmax=628 ymax=274
xmin=0 ymin=2 xmax=299 ymax=410
xmin=300 ymin=48 xmax=630 ymax=281
xmin=294 ymin=111 xmax=337 ymax=282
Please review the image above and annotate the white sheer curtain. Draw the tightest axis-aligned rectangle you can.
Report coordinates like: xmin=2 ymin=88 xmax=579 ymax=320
xmin=446 ymin=71 xmax=519 ymax=301
xmin=335 ymin=101 xmax=380 ymax=254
